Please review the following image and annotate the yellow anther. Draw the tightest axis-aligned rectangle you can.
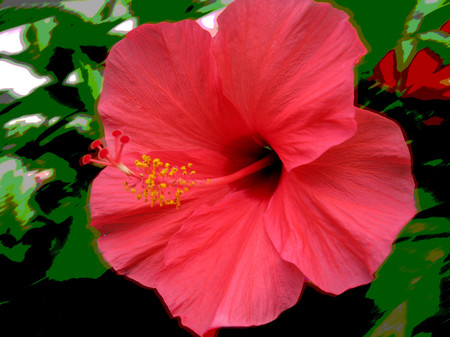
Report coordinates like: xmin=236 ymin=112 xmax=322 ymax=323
xmin=159 ymin=194 xmax=165 ymax=206
xmin=145 ymin=175 xmax=155 ymax=187
xmin=206 ymin=178 xmax=210 ymax=183
xmin=153 ymin=158 xmax=162 ymax=168
xmin=126 ymin=155 xmax=204 ymax=209
xmin=169 ymin=167 xmax=178 ymax=176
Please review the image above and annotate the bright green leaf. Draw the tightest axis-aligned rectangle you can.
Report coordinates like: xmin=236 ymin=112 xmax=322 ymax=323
xmin=418 ymin=30 xmax=450 ymax=47
xmin=0 ymin=155 xmax=53 ymax=262
xmin=415 ymin=188 xmax=442 ymax=212
xmin=29 ymin=16 xmax=58 ymax=52
xmin=45 ymin=195 xmax=107 ymax=281
xmin=406 ymin=0 xmax=449 ymax=34
xmin=365 ymin=217 xmax=450 ymax=337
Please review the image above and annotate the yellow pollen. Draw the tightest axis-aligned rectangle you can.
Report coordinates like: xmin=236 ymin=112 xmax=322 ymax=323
xmin=169 ymin=167 xmax=178 ymax=176
xmin=126 ymin=155 xmax=198 ymax=209
xmin=120 ymin=152 xmax=278 ymax=209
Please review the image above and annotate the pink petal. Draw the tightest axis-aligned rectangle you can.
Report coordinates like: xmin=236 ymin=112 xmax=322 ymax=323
xmin=89 ymin=153 xmax=146 ymax=221
xmin=90 ymin=148 xmax=235 ymax=287
xmin=213 ymin=0 xmax=366 ymax=170
xmin=155 ymin=186 xmax=304 ymax=336
xmin=265 ymin=108 xmax=416 ymax=294
xmin=95 ymin=203 xmax=192 ymax=288
xmin=99 ymin=20 xmax=252 ymax=155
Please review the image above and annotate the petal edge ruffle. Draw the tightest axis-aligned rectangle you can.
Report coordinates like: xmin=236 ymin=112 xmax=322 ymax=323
xmin=214 ymin=0 xmax=366 ymax=170
xmin=265 ymin=108 xmax=416 ymax=294
xmin=98 ymin=20 xmax=252 ymax=156
xmin=156 ymin=187 xmax=304 ymax=336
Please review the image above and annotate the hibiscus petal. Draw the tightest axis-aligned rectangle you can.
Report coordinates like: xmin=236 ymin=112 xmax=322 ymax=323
xmin=371 ymin=49 xmax=399 ymax=90
xmin=98 ymin=20 xmax=252 ymax=154
xmin=155 ymin=187 xmax=304 ymax=336
xmin=265 ymin=108 xmax=416 ymax=294
xmin=90 ymin=148 xmax=234 ymax=287
xmin=403 ymin=48 xmax=450 ymax=99
xmin=404 ymin=48 xmax=441 ymax=92
xmin=213 ymin=0 xmax=366 ymax=170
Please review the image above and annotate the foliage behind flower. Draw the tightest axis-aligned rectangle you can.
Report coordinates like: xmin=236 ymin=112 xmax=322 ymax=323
xmin=370 ymin=20 xmax=450 ymax=100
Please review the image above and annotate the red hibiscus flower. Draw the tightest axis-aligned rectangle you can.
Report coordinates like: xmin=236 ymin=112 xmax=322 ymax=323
xmin=86 ymin=0 xmax=416 ymax=335
xmin=371 ymin=20 xmax=450 ymax=100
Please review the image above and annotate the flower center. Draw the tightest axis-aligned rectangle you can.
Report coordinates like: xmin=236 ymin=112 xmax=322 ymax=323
xmin=82 ymin=130 xmax=277 ymax=209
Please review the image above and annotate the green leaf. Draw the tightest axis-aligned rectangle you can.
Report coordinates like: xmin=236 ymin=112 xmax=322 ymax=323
xmin=45 ymin=195 xmax=107 ymax=281
xmin=405 ymin=0 xmax=449 ymax=34
xmin=0 ymin=155 xmax=51 ymax=262
xmin=130 ymin=0 xmax=223 ymax=23
xmin=417 ymin=31 xmax=450 ymax=47
xmin=0 ymin=69 xmax=105 ymax=289
xmin=1 ymin=5 xmax=127 ymax=82
xmin=27 ymin=16 xmax=58 ymax=52
xmin=415 ymin=188 xmax=443 ymax=213
xmin=365 ymin=217 xmax=450 ymax=337
xmin=317 ymin=0 xmax=416 ymax=79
